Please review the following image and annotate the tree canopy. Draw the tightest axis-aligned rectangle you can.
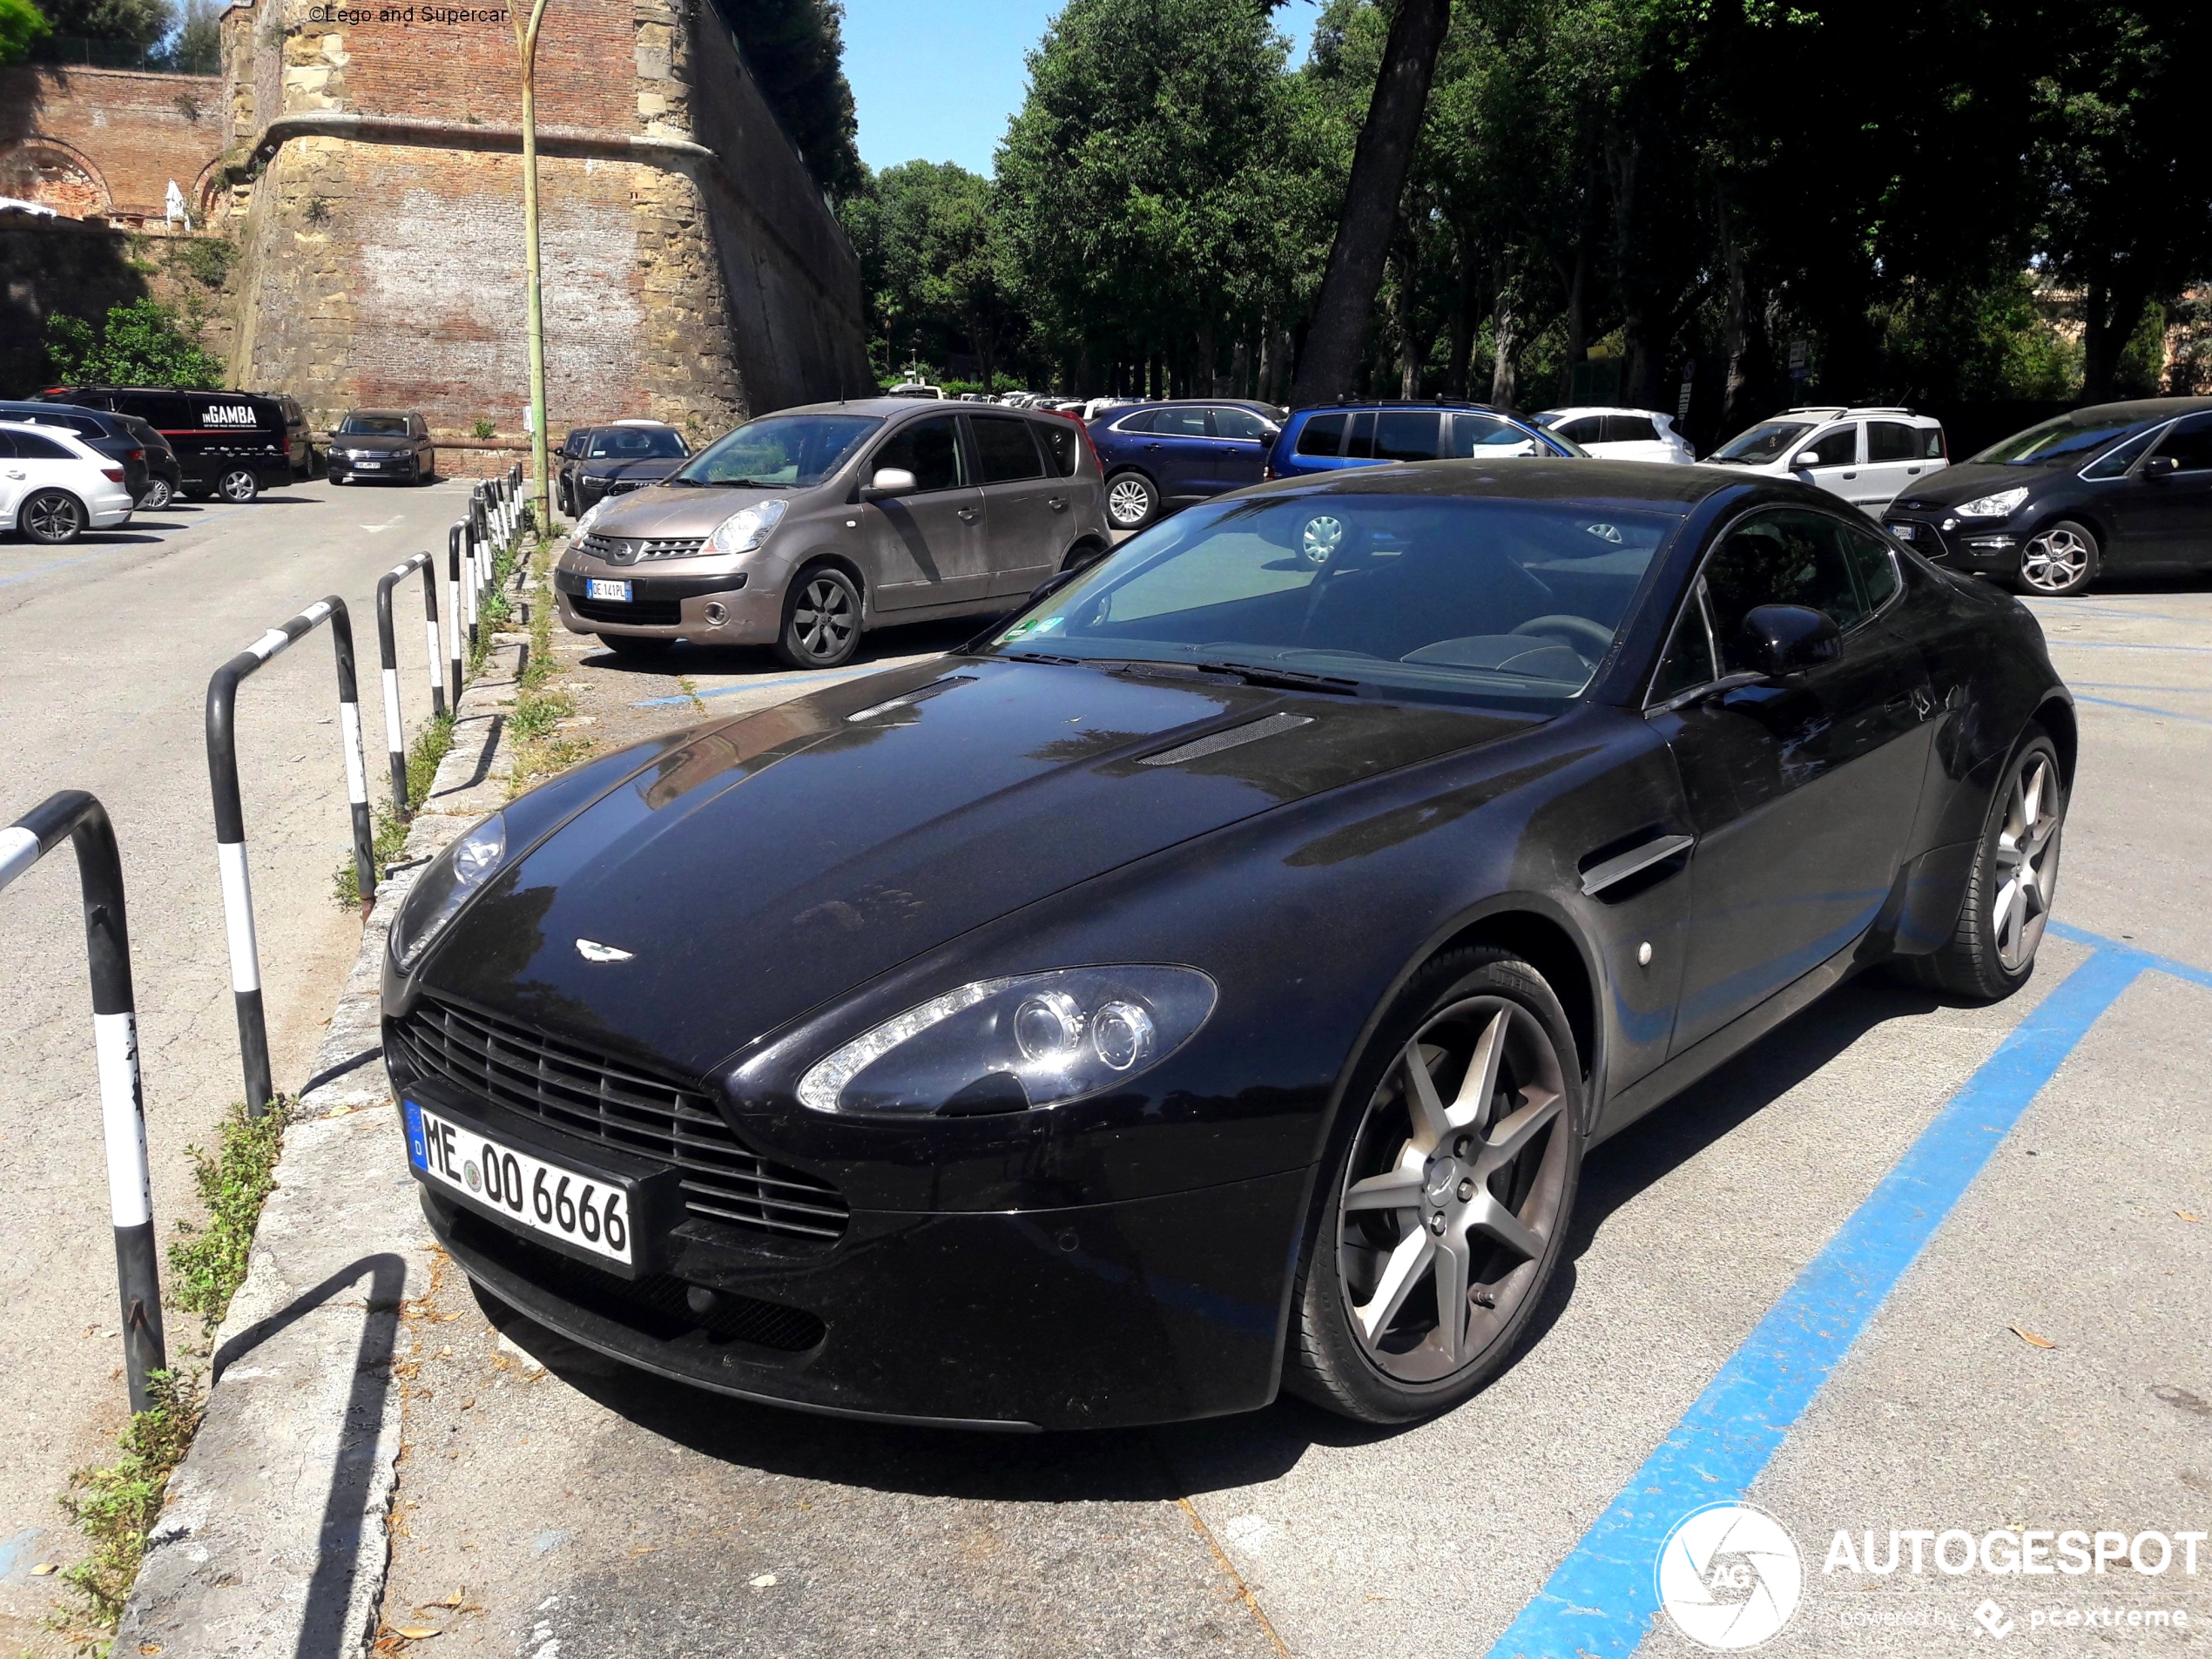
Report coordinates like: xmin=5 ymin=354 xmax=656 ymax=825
xmin=44 ymin=300 xmax=226 ymax=389
xmin=717 ymin=0 xmax=864 ymax=200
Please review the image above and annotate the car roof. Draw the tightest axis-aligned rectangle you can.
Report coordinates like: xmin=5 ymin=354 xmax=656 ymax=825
xmin=0 ymin=418 xmax=98 ymax=445
xmin=2057 ymin=396 xmax=2212 ymax=426
xmin=1295 ymin=399 xmax=1514 ymax=415
xmin=772 ymin=397 xmax=1047 ymax=421
xmin=1232 ymin=455 xmax=1748 ymax=509
xmin=1533 ymin=406 xmax=1673 ymax=421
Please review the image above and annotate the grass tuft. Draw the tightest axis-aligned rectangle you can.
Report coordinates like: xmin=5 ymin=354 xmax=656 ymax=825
xmin=508 ymin=533 xmax=595 ymax=795
xmin=333 ymin=711 xmax=455 ymax=907
xmin=49 ymin=1368 xmax=204 ymax=1643
xmin=167 ymin=1098 xmax=289 ymax=1332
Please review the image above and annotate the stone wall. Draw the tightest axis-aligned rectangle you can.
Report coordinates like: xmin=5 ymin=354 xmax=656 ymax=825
xmin=0 ymin=64 xmax=229 ymax=223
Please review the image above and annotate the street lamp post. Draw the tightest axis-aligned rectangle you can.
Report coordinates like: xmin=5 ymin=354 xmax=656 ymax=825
xmin=514 ymin=0 xmax=554 ymax=535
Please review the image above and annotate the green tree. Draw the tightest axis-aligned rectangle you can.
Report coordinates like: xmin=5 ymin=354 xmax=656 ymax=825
xmin=840 ymin=160 xmax=1019 ymax=390
xmin=1 ymin=0 xmax=51 ymax=64
xmin=44 ymin=299 xmax=226 ymax=388
xmin=36 ymin=0 xmax=165 ymax=49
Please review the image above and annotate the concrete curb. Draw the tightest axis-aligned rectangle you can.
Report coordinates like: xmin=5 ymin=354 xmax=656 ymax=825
xmin=118 ymin=607 xmax=529 ymax=1658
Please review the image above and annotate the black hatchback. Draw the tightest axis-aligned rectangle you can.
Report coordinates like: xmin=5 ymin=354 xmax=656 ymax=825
xmin=1884 ymin=398 xmax=2212 ymax=596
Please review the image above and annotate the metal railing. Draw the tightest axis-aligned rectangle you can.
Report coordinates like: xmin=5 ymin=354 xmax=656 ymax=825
xmin=206 ymin=598 xmax=376 ymax=1114
xmin=0 ymin=792 xmax=167 ymax=1411
xmin=374 ymin=552 xmax=446 ymax=814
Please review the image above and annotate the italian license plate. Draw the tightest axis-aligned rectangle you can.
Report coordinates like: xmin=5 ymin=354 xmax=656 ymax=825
xmin=405 ymin=1098 xmax=636 ymax=1266
xmin=586 ymin=578 xmax=632 ymax=603
xmin=356 ymin=460 xmax=381 ymax=469
xmin=1890 ymin=522 xmax=1914 ymax=538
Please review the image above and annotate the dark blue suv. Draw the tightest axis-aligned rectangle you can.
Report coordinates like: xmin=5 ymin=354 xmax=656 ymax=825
xmin=1266 ymin=401 xmax=1577 ymax=482
xmin=1087 ymin=399 xmax=1287 ymax=529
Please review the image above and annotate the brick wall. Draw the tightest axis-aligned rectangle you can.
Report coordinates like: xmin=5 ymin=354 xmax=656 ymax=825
xmin=0 ymin=64 xmax=229 ymax=222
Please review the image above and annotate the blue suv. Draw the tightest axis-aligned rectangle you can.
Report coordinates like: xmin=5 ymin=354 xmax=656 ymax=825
xmin=1266 ymin=401 xmax=1578 ymax=482
xmin=1087 ymin=399 xmax=1287 ymax=529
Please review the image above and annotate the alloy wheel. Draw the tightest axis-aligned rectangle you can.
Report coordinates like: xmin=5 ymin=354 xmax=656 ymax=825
xmin=1106 ymin=476 xmax=1153 ymax=528
xmin=141 ymin=478 xmax=173 ymax=511
xmin=219 ymin=468 xmax=258 ymax=503
xmin=1993 ymin=750 xmax=2061 ymax=973
xmin=792 ymin=576 xmax=855 ymax=661
xmin=22 ymin=491 xmax=84 ymax=543
xmin=2019 ymin=526 xmax=2091 ymax=593
xmin=1335 ymin=995 xmax=1570 ymax=1384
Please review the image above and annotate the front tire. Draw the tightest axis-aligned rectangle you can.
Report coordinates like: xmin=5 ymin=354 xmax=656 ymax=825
xmin=1104 ymin=471 xmax=1157 ymax=531
xmin=1285 ymin=948 xmax=1583 ymax=1424
xmin=18 ymin=489 xmax=87 ymax=545
xmin=217 ymin=467 xmax=260 ymax=504
xmin=773 ymin=563 xmax=861 ymax=669
xmin=2016 ymin=520 xmax=2098 ymax=596
xmin=1896 ymin=731 xmax=2064 ymax=1001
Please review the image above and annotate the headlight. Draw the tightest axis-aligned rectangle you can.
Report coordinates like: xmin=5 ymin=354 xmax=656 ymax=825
xmin=388 ymin=813 xmax=507 ymax=972
xmin=796 ymin=966 xmax=1217 ymax=1116
xmin=1952 ymin=487 xmax=2028 ymax=519
xmin=707 ymin=500 xmax=788 ymax=556
xmin=573 ymin=499 xmax=606 ymax=536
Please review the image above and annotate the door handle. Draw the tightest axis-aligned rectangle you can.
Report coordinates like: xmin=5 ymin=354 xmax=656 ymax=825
xmin=1047 ymin=497 xmax=1067 ymax=511
xmin=956 ymin=508 xmax=979 ymax=522
xmin=1841 ymin=470 xmax=1858 ymax=479
xmin=1906 ymin=465 xmax=1922 ymax=474
xmin=3 ymin=469 xmax=23 ymax=480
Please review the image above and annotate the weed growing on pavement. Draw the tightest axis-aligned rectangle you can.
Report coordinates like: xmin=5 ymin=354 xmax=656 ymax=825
xmin=49 ymin=1368 xmax=204 ymax=1643
xmin=332 ymin=711 xmax=455 ymax=907
xmin=168 ymin=1098 xmax=290 ymax=1333
xmin=508 ymin=533 xmax=595 ymax=795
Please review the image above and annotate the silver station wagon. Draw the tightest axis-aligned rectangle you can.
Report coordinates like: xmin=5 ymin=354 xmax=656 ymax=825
xmin=555 ymin=399 xmax=1113 ymax=668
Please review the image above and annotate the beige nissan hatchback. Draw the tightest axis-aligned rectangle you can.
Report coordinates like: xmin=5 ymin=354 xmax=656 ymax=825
xmin=555 ymin=399 xmax=1113 ymax=668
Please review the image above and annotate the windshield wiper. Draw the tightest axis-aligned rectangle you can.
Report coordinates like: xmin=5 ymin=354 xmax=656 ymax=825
xmin=1194 ymin=660 xmax=1365 ymax=697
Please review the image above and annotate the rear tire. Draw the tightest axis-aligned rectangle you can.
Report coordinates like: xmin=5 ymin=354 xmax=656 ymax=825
xmin=18 ymin=489 xmax=87 ymax=545
xmin=1061 ymin=538 xmax=1106 ymax=574
xmin=217 ymin=467 xmax=260 ymax=504
xmin=139 ymin=477 xmax=174 ymax=511
xmin=1892 ymin=731 xmax=2064 ymax=1001
xmin=1104 ymin=472 xmax=1157 ymax=531
xmin=2015 ymin=521 xmax=2097 ymax=597
xmin=773 ymin=563 xmax=861 ymax=669
xmin=1285 ymin=947 xmax=1582 ymax=1425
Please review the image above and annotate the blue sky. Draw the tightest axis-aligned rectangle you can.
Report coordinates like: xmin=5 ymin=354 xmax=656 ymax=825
xmin=838 ymin=0 xmax=1318 ymax=177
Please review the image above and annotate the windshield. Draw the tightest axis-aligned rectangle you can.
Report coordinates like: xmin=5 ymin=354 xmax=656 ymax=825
xmin=677 ymin=414 xmax=882 ymax=486
xmin=984 ymin=492 xmax=1678 ymax=705
xmin=1710 ymin=420 xmax=1814 ymax=464
xmin=341 ymin=415 xmax=409 ymax=435
xmin=587 ymin=427 xmax=687 ymax=460
xmin=1970 ymin=415 xmax=2146 ymax=467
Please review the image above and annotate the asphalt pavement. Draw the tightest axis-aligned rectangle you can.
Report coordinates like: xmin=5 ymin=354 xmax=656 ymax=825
xmin=0 ymin=478 xmax=474 ymax=1649
xmin=368 ymin=577 xmax=2211 ymax=1657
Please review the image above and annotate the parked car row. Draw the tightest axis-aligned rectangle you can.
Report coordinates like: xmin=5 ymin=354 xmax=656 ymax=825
xmin=0 ymin=418 xmax=138 ymax=543
xmin=30 ymin=384 xmax=307 ymax=504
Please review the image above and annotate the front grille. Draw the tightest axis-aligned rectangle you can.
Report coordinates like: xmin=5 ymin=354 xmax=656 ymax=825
xmin=577 ymin=533 xmax=707 ymax=565
xmin=446 ymin=1205 xmax=826 ymax=1352
xmin=570 ymin=595 xmax=683 ymax=626
xmin=390 ymin=996 xmax=848 ymax=1242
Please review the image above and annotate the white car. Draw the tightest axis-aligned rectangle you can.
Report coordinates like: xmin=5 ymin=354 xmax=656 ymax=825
xmin=0 ymin=419 xmax=135 ymax=544
xmin=1704 ymin=406 xmax=1949 ymax=515
xmin=1532 ymin=406 xmax=1697 ymax=463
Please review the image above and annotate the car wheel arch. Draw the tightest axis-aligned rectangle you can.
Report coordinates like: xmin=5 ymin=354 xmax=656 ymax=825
xmin=2032 ymin=694 xmax=2077 ymax=793
xmin=788 ymin=552 xmax=869 ymax=619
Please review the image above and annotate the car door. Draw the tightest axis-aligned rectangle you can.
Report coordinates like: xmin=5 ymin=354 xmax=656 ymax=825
xmin=0 ymin=432 xmax=26 ymax=525
xmin=968 ymin=414 xmax=1066 ymax=599
xmin=1209 ymin=406 xmax=1273 ymax=489
xmin=1649 ymin=505 xmax=1936 ymax=1054
xmin=1138 ymin=406 xmax=1217 ymax=502
xmin=2134 ymin=414 xmax=2212 ymax=567
xmin=1861 ymin=420 xmax=1935 ymax=513
xmin=860 ymin=412 xmax=990 ymax=611
xmin=1791 ymin=421 xmax=1866 ymax=508
xmin=1602 ymin=413 xmax=1667 ymax=462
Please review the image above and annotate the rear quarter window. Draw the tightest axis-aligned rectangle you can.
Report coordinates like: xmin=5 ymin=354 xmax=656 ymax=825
xmin=1294 ymin=413 xmax=1346 ymax=457
xmin=1035 ymin=420 xmax=1079 ymax=476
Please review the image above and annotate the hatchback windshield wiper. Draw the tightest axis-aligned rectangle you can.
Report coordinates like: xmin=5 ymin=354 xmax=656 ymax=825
xmin=1193 ymin=660 xmax=1365 ymax=697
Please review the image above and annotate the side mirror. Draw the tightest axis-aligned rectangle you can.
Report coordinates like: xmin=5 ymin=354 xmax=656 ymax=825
xmin=1791 ymin=449 xmax=1823 ymax=469
xmin=1260 ymin=422 xmax=1281 ymax=442
xmin=1740 ymin=604 xmax=1840 ymax=677
xmin=860 ymin=466 xmax=918 ymax=501
xmin=2141 ymin=453 xmax=2179 ymax=479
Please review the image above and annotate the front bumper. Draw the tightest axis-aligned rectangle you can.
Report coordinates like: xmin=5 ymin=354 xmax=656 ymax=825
xmin=330 ymin=452 xmax=421 ymax=482
xmin=552 ymin=563 xmax=780 ymax=643
xmin=414 ymin=1102 xmax=1305 ymax=1429
xmin=1884 ymin=512 xmax=2023 ymax=573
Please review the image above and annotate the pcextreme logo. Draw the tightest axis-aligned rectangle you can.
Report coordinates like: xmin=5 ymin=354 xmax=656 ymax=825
xmin=1656 ymin=1502 xmax=1805 ymax=1650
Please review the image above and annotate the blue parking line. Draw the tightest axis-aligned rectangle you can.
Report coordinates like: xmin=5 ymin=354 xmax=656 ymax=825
xmin=2047 ymin=920 xmax=2212 ymax=992
xmin=2067 ymin=682 xmax=2212 ymax=695
xmin=2044 ymin=640 xmax=2212 ymax=653
xmin=1484 ymin=946 xmax=2148 ymax=1659
xmin=2072 ymin=692 xmax=2212 ymax=727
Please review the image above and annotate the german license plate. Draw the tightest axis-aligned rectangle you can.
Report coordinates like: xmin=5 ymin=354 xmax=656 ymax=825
xmin=404 ymin=1098 xmax=635 ymax=1265
xmin=586 ymin=578 xmax=632 ymax=602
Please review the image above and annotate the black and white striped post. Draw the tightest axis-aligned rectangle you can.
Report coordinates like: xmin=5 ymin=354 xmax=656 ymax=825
xmin=206 ymin=597 xmax=376 ymax=1115
xmin=445 ymin=522 xmax=466 ymax=707
xmin=0 ymin=790 xmax=167 ymax=1411
xmin=374 ymin=551 xmax=443 ymax=814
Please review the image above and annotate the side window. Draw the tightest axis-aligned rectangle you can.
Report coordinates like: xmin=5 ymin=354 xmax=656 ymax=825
xmin=1373 ymin=410 xmax=1440 ymax=462
xmin=2153 ymin=414 xmax=2212 ymax=474
xmin=1035 ymin=419 xmax=1078 ymax=477
xmin=1921 ymin=426 xmax=1946 ymax=460
xmin=2082 ymin=425 xmax=2161 ymax=479
xmin=0 ymin=434 xmax=15 ymax=458
xmin=1557 ymin=416 xmax=1603 ymax=445
xmin=970 ymin=416 xmax=1046 ymax=482
xmin=1837 ymin=518 xmax=1901 ymax=610
xmin=1342 ymin=411 xmax=1378 ymax=461
xmin=872 ymin=415 xmax=966 ymax=491
xmin=1211 ymin=407 xmax=1270 ymax=442
xmin=1114 ymin=408 xmax=1158 ymax=435
xmin=1649 ymin=584 xmax=1719 ymax=704
xmin=1453 ymin=412 xmax=1540 ymax=455
xmin=1701 ymin=509 xmax=1866 ymax=670
xmin=15 ymin=431 xmax=73 ymax=459
xmin=1868 ymin=421 xmax=1920 ymax=462
xmin=1154 ymin=408 xmax=1211 ymax=437
xmin=1804 ymin=425 xmax=1859 ymax=468
xmin=1294 ymin=413 xmax=1346 ymax=456
xmin=1606 ymin=414 xmax=1658 ymax=444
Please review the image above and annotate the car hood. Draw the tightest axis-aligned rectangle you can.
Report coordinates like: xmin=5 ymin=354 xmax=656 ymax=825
xmin=1890 ymin=462 xmax=2047 ymax=510
xmin=420 ymin=659 xmax=1539 ymax=1077
xmin=586 ymin=481 xmax=798 ymax=537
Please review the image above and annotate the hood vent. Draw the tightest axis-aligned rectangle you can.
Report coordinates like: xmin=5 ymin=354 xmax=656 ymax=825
xmin=1138 ymin=711 xmax=1315 ymax=767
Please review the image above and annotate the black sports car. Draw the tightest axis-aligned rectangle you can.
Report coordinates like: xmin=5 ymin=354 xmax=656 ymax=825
xmin=1884 ymin=397 xmax=2212 ymax=595
xmin=382 ymin=461 xmax=2072 ymax=1430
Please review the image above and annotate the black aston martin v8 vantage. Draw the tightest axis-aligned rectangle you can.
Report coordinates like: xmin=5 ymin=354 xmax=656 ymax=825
xmin=382 ymin=461 xmax=2072 ymax=1431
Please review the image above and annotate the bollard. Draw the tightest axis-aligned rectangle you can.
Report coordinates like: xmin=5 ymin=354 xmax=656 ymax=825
xmin=1 ymin=791 xmax=167 ymax=1411
xmin=374 ymin=551 xmax=443 ymax=815
xmin=206 ymin=597 xmax=376 ymax=1115
xmin=446 ymin=522 xmax=466 ymax=708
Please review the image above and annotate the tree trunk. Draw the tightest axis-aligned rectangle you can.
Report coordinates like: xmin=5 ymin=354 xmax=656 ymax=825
xmin=1389 ymin=249 xmax=1420 ymax=397
xmin=1288 ymin=0 xmax=1453 ymax=408
xmin=1258 ymin=322 xmax=1282 ymax=405
xmin=2081 ymin=279 xmax=2151 ymax=401
xmin=1554 ymin=242 xmax=1587 ymax=402
xmin=1488 ymin=260 xmax=1522 ymax=408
